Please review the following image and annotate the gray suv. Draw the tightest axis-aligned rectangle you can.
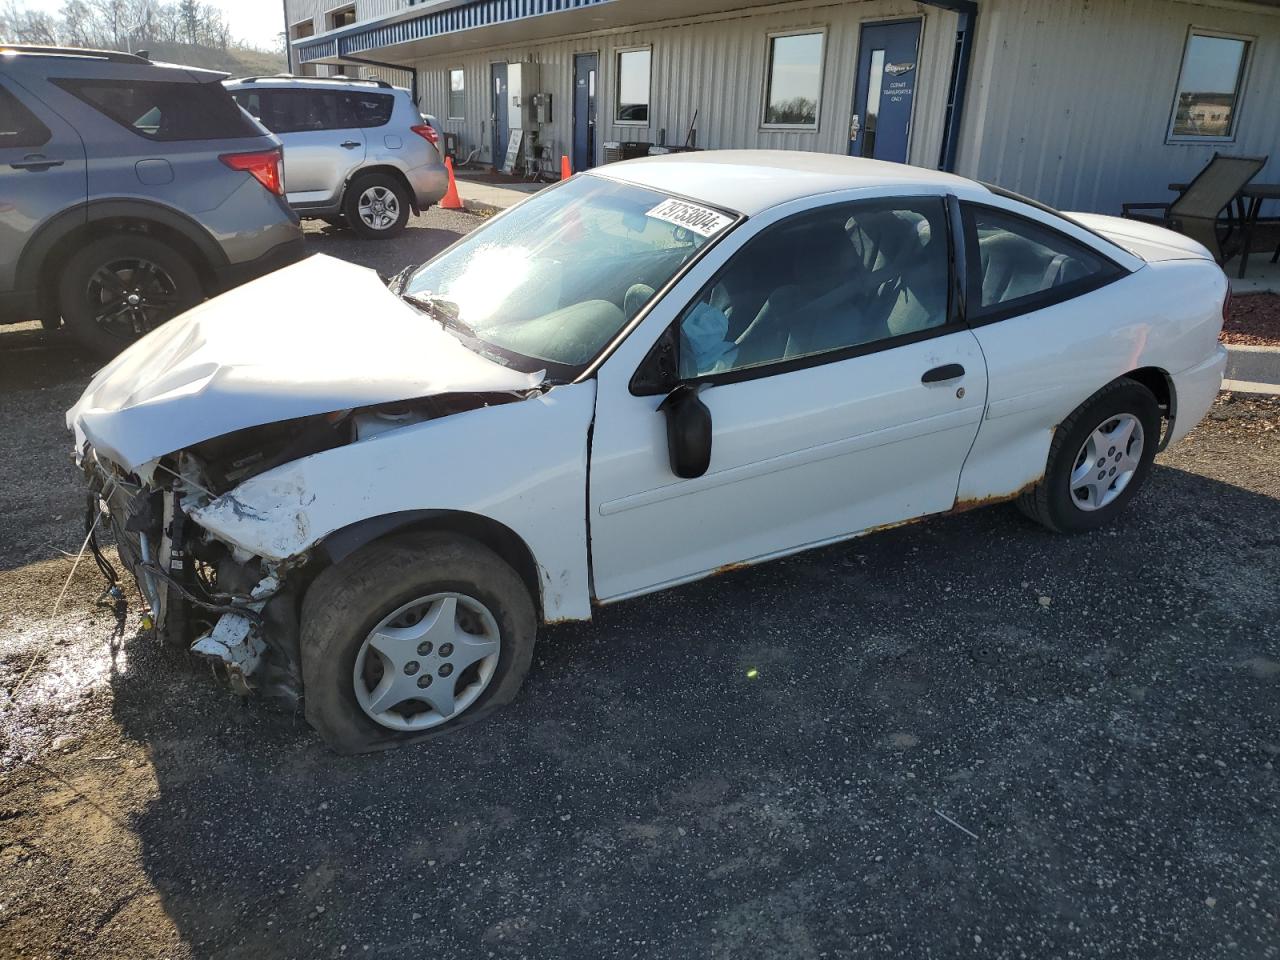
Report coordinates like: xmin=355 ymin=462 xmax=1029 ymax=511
xmin=0 ymin=45 xmax=304 ymax=355
xmin=225 ymin=76 xmax=448 ymax=239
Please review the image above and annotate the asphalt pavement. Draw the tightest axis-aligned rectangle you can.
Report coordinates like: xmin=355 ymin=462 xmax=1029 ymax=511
xmin=1 ymin=209 xmax=1278 ymax=960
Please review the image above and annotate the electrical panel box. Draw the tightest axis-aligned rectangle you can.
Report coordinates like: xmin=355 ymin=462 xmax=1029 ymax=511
xmin=530 ymin=93 xmax=553 ymax=125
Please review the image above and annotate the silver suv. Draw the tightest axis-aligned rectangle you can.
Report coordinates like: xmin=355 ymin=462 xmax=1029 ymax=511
xmin=0 ymin=45 xmax=304 ymax=355
xmin=225 ymin=76 xmax=448 ymax=239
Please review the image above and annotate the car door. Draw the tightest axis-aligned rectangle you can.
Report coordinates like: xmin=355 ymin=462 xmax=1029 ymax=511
xmin=588 ymin=193 xmax=989 ymax=602
xmin=250 ymin=87 xmax=365 ymax=207
xmin=0 ymin=75 xmax=87 ymax=302
xmin=951 ymin=199 xmax=1137 ymax=504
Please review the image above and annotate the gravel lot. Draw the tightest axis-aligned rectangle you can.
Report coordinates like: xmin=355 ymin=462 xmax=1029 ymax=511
xmin=2 ymin=210 xmax=1278 ymax=960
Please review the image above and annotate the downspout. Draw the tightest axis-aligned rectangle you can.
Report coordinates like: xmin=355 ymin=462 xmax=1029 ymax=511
xmin=340 ymin=53 xmax=420 ymax=105
xmin=918 ymin=0 xmax=978 ymax=173
xmin=281 ymin=0 xmax=292 ymax=73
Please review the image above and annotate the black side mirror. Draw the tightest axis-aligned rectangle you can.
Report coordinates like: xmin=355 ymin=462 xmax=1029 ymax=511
xmin=658 ymin=384 xmax=712 ymax=479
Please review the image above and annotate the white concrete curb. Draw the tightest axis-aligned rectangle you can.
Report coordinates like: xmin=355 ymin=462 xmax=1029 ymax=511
xmin=1224 ymin=343 xmax=1280 ymax=395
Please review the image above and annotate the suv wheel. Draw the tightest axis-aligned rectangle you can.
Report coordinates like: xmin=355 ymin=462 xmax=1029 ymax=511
xmin=343 ymin=173 xmax=411 ymax=239
xmin=59 ymin=234 xmax=202 ymax=356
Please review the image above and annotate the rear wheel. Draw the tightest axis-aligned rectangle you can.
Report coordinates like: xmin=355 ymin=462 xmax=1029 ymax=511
xmin=301 ymin=533 xmax=536 ymax=753
xmin=342 ymin=173 xmax=411 ymax=239
xmin=58 ymin=234 xmax=202 ymax=356
xmin=1018 ymin=378 xmax=1161 ymax=534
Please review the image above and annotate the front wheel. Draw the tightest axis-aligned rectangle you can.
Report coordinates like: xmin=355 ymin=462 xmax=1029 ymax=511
xmin=1018 ymin=378 xmax=1161 ymax=534
xmin=58 ymin=234 xmax=202 ymax=356
xmin=300 ymin=533 xmax=536 ymax=753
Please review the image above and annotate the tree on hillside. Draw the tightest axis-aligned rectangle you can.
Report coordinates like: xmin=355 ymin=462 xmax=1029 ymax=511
xmin=0 ymin=0 xmax=59 ymax=43
xmin=1 ymin=0 xmax=259 ymax=53
xmin=177 ymin=0 xmax=197 ymax=44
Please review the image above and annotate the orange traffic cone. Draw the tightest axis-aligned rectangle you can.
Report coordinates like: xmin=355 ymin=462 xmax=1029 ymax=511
xmin=440 ymin=156 xmax=464 ymax=210
xmin=560 ymin=155 xmax=572 ymax=181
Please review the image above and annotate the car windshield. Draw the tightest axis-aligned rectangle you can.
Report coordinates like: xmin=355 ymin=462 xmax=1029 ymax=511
xmin=404 ymin=176 xmax=737 ymax=374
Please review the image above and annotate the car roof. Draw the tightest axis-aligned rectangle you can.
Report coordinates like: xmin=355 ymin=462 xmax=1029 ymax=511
xmin=0 ymin=45 xmax=229 ymax=82
xmin=589 ymin=150 xmax=988 ymax=216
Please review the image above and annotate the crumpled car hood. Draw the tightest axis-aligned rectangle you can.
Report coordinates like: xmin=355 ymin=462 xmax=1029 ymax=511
xmin=66 ymin=254 xmax=543 ymax=471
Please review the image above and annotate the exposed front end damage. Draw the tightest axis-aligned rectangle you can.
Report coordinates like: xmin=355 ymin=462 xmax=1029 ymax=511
xmin=78 ymin=392 xmax=537 ymax=703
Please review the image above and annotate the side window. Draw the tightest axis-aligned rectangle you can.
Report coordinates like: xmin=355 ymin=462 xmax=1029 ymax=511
xmin=252 ymin=90 xmax=347 ymax=133
xmin=0 ymin=85 xmax=51 ymax=149
xmin=231 ymin=91 xmax=262 ymax=120
xmin=676 ymin=197 xmax=950 ymax=379
xmin=343 ymin=92 xmax=394 ymax=128
xmin=53 ymin=78 xmax=257 ymax=141
xmin=964 ymin=204 xmax=1117 ymax=317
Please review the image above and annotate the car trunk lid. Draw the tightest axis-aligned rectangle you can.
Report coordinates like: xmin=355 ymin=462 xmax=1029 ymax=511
xmin=1065 ymin=212 xmax=1216 ymax=263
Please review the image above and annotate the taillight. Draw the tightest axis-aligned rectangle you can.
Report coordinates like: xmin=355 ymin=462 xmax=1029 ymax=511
xmin=410 ymin=123 xmax=439 ymax=145
xmin=1222 ymin=287 xmax=1232 ymax=327
xmin=220 ymin=148 xmax=284 ymax=197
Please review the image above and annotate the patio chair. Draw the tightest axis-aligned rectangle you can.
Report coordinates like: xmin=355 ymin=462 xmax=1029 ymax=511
xmin=1122 ymin=153 xmax=1267 ymax=264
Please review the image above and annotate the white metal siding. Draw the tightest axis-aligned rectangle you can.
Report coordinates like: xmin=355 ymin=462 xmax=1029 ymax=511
xmin=956 ymin=0 xmax=1280 ymax=214
xmin=414 ymin=0 xmax=958 ymax=171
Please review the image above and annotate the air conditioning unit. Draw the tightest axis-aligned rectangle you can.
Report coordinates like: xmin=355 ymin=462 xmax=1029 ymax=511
xmin=603 ymin=140 xmax=650 ymax=164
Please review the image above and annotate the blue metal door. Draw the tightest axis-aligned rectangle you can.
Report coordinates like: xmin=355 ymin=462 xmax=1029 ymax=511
xmin=490 ymin=62 xmax=509 ymax=168
xmin=849 ymin=20 xmax=922 ymax=163
xmin=572 ymin=52 xmax=598 ymax=172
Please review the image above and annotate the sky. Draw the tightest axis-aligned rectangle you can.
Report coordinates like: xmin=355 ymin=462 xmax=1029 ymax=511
xmin=1180 ymin=34 xmax=1246 ymax=95
xmin=24 ymin=0 xmax=286 ymax=50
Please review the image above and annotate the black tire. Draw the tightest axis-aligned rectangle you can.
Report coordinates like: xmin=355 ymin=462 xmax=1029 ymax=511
xmin=1018 ymin=377 xmax=1161 ymax=534
xmin=58 ymin=234 xmax=202 ymax=356
xmin=300 ymin=533 xmax=536 ymax=754
xmin=341 ymin=172 xmax=411 ymax=239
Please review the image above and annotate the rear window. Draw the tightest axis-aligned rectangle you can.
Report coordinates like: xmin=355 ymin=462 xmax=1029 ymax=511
xmin=53 ymin=77 xmax=259 ymax=141
xmin=0 ymin=85 xmax=51 ymax=148
xmin=231 ymin=88 xmax=394 ymax=133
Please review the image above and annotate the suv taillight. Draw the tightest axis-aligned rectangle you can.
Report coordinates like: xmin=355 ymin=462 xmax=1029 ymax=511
xmin=220 ymin=148 xmax=284 ymax=196
xmin=410 ymin=123 xmax=439 ymax=145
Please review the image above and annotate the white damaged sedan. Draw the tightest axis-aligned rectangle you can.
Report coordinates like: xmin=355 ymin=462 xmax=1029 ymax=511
xmin=68 ymin=151 xmax=1228 ymax=752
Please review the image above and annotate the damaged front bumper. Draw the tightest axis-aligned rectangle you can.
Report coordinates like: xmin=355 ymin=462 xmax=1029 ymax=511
xmin=83 ymin=448 xmax=304 ymax=702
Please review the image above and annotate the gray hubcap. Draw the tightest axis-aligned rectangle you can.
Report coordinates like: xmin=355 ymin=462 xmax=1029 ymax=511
xmin=353 ymin=593 xmax=501 ymax=731
xmin=1070 ymin=413 xmax=1144 ymax=511
xmin=357 ymin=185 xmax=400 ymax=230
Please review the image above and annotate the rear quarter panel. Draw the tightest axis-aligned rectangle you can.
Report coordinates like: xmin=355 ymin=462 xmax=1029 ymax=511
xmin=957 ymin=259 xmax=1226 ymax=503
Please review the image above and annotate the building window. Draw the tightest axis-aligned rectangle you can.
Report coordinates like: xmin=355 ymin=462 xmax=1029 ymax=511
xmin=327 ymin=3 xmax=357 ymax=29
xmin=616 ymin=48 xmax=650 ymax=125
xmin=1168 ymin=30 xmax=1251 ymax=141
xmin=289 ymin=18 xmax=314 ymax=40
xmin=448 ymin=68 xmax=465 ymax=120
xmin=763 ymin=31 xmax=824 ymax=128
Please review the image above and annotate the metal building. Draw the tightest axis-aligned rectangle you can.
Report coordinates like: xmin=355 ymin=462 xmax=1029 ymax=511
xmin=282 ymin=0 xmax=1279 ymax=214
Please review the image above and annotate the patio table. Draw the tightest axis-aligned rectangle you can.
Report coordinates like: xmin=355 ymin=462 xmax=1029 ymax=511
xmin=1167 ymin=181 xmax=1280 ymax=278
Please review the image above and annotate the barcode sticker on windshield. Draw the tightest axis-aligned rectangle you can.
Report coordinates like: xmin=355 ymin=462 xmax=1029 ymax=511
xmin=646 ymin=198 xmax=734 ymax=238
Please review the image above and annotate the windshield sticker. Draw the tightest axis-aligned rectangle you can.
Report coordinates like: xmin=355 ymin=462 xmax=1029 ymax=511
xmin=646 ymin=198 xmax=735 ymax=238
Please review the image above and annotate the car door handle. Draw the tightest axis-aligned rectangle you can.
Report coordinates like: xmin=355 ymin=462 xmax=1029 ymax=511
xmin=339 ymin=140 xmax=361 ymax=149
xmin=10 ymin=156 xmax=64 ymax=170
xmin=921 ymin=363 xmax=965 ymax=383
